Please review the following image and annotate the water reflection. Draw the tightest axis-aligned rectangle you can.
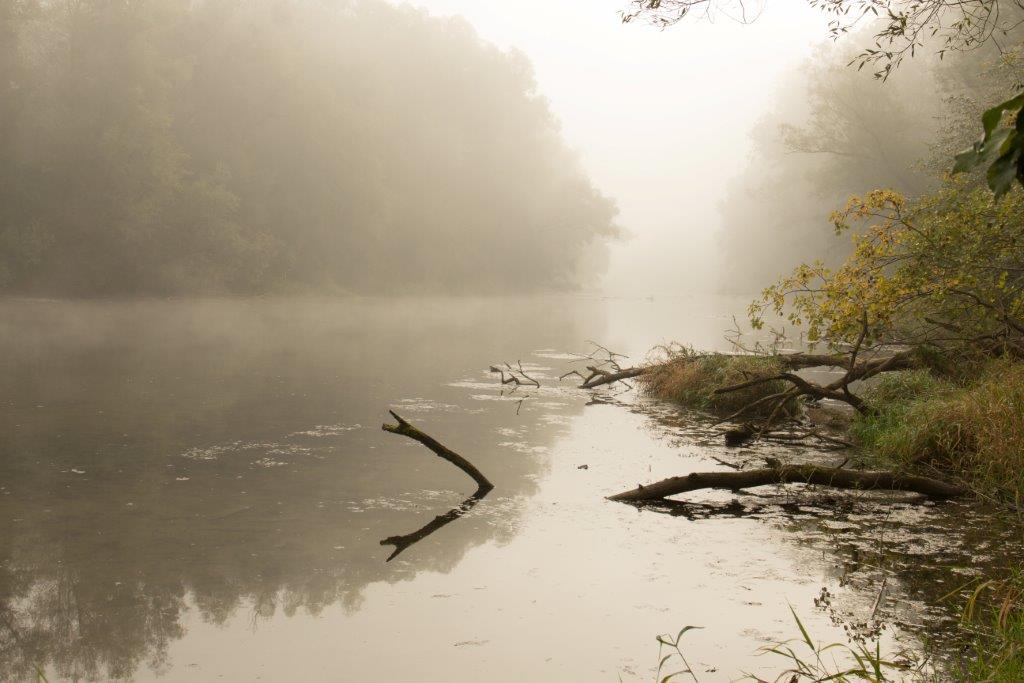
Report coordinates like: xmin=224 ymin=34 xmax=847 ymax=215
xmin=0 ymin=297 xmax=603 ymax=681
xmin=5 ymin=295 xmax=1018 ymax=681
xmin=623 ymin=394 xmax=1024 ymax=669
xmin=381 ymin=491 xmax=488 ymax=562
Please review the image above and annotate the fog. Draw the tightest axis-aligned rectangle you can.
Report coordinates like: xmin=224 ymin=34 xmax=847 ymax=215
xmin=0 ymin=0 xmax=867 ymax=298
xmin=401 ymin=0 xmax=833 ymax=295
xmin=3 ymin=1 xmax=1017 ymax=297
xmin=402 ymin=1 xmax=1022 ymax=296
xmin=1 ymin=0 xmax=619 ymax=296
xmin=6 ymin=5 xmax=1024 ymax=680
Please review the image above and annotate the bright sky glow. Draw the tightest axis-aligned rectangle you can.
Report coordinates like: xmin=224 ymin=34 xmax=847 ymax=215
xmin=399 ymin=0 xmax=837 ymax=294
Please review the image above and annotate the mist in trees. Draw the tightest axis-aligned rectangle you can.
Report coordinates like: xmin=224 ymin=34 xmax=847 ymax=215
xmin=0 ymin=0 xmax=619 ymax=296
xmin=714 ymin=32 xmax=1024 ymax=294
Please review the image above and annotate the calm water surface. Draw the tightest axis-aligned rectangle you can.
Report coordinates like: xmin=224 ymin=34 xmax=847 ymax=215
xmin=1 ymin=296 xmax=1021 ymax=681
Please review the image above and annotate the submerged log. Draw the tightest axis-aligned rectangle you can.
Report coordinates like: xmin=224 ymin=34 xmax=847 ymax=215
xmin=382 ymin=410 xmax=493 ymax=494
xmin=608 ymin=463 xmax=966 ymax=502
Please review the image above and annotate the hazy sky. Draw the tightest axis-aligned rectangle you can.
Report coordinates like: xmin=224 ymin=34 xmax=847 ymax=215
xmin=400 ymin=0 xmax=835 ymax=295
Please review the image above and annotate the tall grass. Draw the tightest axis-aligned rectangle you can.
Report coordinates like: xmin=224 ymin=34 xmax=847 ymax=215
xmin=639 ymin=349 xmax=794 ymax=416
xmin=647 ymin=608 xmax=914 ymax=683
xmin=852 ymin=360 xmax=1024 ymax=504
xmin=951 ymin=572 xmax=1024 ymax=682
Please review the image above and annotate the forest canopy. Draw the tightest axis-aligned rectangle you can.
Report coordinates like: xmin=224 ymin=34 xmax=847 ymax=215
xmin=0 ymin=0 xmax=619 ymax=296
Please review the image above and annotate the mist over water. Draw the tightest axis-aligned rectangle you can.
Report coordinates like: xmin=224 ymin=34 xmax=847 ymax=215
xmin=3 ymin=1 xmax=1024 ymax=680
xmin=4 ymin=296 xmax=1019 ymax=681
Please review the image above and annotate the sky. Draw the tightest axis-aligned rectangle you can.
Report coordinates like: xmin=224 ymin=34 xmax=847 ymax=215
xmin=397 ymin=0 xmax=836 ymax=295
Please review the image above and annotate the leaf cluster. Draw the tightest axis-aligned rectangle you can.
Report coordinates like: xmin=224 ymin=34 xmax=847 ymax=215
xmin=750 ymin=179 xmax=1024 ymax=355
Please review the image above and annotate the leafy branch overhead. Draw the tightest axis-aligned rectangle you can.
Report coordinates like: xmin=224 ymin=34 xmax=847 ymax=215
xmin=751 ymin=181 xmax=1024 ymax=356
xmin=953 ymin=90 xmax=1024 ymax=196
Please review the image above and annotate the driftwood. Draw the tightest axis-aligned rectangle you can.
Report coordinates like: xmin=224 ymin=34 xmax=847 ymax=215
xmin=608 ymin=462 xmax=966 ymax=502
xmin=379 ymin=411 xmax=493 ymax=562
xmin=722 ymin=422 xmax=853 ymax=449
xmin=381 ymin=410 xmax=493 ymax=494
xmin=579 ymin=365 xmax=646 ymax=389
xmin=490 ymin=361 xmax=540 ymax=388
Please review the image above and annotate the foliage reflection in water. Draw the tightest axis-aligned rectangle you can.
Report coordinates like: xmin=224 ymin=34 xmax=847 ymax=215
xmin=0 ymin=296 xmax=1020 ymax=681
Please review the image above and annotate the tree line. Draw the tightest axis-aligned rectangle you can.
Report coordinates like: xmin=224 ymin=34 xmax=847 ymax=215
xmin=0 ymin=0 xmax=619 ymax=296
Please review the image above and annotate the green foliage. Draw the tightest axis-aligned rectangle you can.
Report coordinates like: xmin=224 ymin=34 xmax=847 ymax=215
xmin=654 ymin=626 xmax=702 ymax=683
xmin=0 ymin=0 xmax=618 ymax=295
xmin=853 ymin=361 xmax=1024 ymax=504
xmin=756 ymin=606 xmax=911 ymax=682
xmin=750 ymin=179 xmax=1024 ymax=354
xmin=646 ymin=609 xmax=911 ymax=682
xmin=954 ymin=90 xmax=1024 ymax=197
xmin=951 ymin=572 xmax=1024 ymax=682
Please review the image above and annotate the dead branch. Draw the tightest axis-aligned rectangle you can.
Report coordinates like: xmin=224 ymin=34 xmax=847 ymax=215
xmin=712 ymin=347 xmax=920 ymax=431
xmin=382 ymin=410 xmax=493 ymax=494
xmin=709 ymin=455 xmax=742 ymax=470
xmin=584 ymin=339 xmax=628 ymax=363
xmin=608 ymin=462 xmax=966 ymax=502
xmin=489 ymin=361 xmax=540 ymax=388
xmin=564 ymin=340 xmax=629 ymax=375
xmin=579 ymin=365 xmax=647 ymax=389
xmin=762 ymin=429 xmax=854 ymax=449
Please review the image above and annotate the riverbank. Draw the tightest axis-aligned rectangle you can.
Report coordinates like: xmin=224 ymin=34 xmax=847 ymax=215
xmin=638 ymin=347 xmax=1024 ymax=681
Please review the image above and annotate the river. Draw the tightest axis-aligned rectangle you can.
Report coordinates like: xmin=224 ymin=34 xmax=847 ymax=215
xmin=0 ymin=296 xmax=1020 ymax=681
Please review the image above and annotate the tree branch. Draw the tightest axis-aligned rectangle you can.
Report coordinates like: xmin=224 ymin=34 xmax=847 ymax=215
xmin=382 ymin=411 xmax=493 ymax=494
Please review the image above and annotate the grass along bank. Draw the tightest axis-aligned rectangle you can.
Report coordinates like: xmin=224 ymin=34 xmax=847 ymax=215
xmin=637 ymin=350 xmax=1024 ymax=680
xmin=852 ymin=359 xmax=1024 ymax=506
xmin=638 ymin=348 xmax=1024 ymax=506
xmin=638 ymin=348 xmax=796 ymax=417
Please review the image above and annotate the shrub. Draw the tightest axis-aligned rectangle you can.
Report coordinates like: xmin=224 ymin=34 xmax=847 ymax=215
xmin=639 ymin=350 xmax=795 ymax=416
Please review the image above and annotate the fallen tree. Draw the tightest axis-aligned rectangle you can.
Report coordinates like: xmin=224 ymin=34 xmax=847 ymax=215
xmin=630 ymin=319 xmax=925 ymax=448
xmin=608 ymin=461 xmax=967 ymax=502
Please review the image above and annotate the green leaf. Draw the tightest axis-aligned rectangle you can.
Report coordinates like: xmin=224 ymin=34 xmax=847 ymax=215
xmin=676 ymin=625 xmax=702 ymax=640
xmin=953 ymin=142 xmax=984 ymax=173
xmin=987 ymin=148 xmax=1020 ymax=198
xmin=982 ymin=92 xmax=1024 ymax=139
xmin=954 ymin=129 xmax=1012 ymax=173
xmin=788 ymin=604 xmax=814 ymax=650
xmin=954 ymin=90 xmax=1024 ymax=196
